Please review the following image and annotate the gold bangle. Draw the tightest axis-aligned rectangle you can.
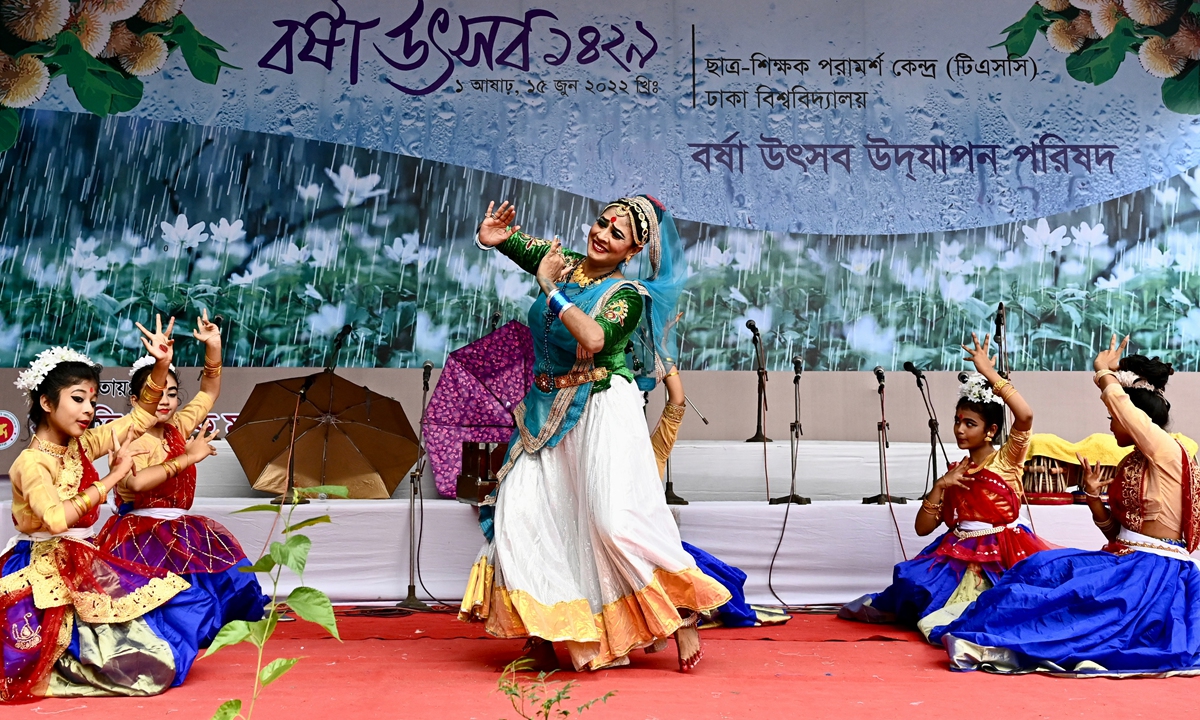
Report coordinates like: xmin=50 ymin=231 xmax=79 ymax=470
xmin=202 ymin=366 xmax=222 ymax=378
xmin=920 ymin=499 xmax=942 ymax=516
xmin=144 ymin=374 xmax=165 ymax=393
xmin=69 ymin=494 xmax=86 ymax=515
xmin=992 ymin=379 xmax=1010 ymax=393
xmin=664 ymin=369 xmax=679 ymax=379
xmin=1093 ymin=369 xmax=1116 ymax=387
xmin=161 ymin=459 xmax=177 ymax=479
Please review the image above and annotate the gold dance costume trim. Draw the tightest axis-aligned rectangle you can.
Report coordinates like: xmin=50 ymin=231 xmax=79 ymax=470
xmin=460 ymin=558 xmax=731 ymax=669
xmin=0 ymin=538 xmax=190 ymax=624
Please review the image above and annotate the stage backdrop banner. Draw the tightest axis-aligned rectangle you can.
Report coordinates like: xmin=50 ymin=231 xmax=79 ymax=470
xmin=0 ymin=0 xmax=1198 ymax=378
xmin=6 ymin=0 xmax=1200 ymax=235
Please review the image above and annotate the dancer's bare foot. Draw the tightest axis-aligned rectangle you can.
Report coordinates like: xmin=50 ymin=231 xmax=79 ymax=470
xmin=517 ymin=638 xmax=560 ymax=672
xmin=675 ymin=623 xmax=702 ymax=672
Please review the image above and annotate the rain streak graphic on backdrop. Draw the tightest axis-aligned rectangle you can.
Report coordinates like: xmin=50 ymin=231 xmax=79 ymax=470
xmin=0 ymin=109 xmax=1197 ymax=373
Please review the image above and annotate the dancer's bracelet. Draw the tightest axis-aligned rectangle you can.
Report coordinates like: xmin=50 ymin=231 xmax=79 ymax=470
xmin=1093 ymin=369 xmax=1116 ymax=387
xmin=161 ymin=458 xmax=181 ymax=479
xmin=992 ymin=378 xmax=1010 ymax=394
xmin=202 ymin=365 xmax=222 ymax=378
xmin=546 ymin=290 xmax=574 ymax=318
xmin=1094 ymin=514 xmax=1117 ymax=531
xmin=920 ymin=499 xmax=942 ymax=517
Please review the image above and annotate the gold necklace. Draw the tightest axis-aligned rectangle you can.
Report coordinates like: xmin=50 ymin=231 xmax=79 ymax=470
xmin=34 ymin=435 xmax=67 ymax=459
xmin=570 ymin=262 xmax=618 ymax=288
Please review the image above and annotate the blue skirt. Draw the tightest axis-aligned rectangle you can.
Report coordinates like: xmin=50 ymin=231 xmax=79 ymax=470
xmin=3 ymin=540 xmax=212 ymax=695
xmin=839 ymin=533 xmax=1001 ymax=628
xmin=941 ymin=547 xmax=1200 ymax=675
xmin=682 ymin=541 xmax=756 ymax=628
xmin=181 ymin=559 xmax=269 ymax=646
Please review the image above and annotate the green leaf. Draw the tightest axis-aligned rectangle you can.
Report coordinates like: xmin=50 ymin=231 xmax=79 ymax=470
xmin=284 ymin=515 xmax=332 ymax=533
xmin=270 ymin=534 xmax=312 ymax=577
xmin=163 ymin=14 xmax=239 ymax=84
xmin=1064 ymin=17 xmax=1139 ymax=85
xmin=241 ymin=554 xmax=277 ymax=574
xmin=205 ymin=621 xmax=251 ymax=657
xmin=994 ymin=4 xmax=1052 ymax=58
xmin=88 ymin=293 xmax=123 ymax=317
xmin=1163 ymin=61 xmax=1200 ymax=114
xmin=0 ymin=106 xmax=18 ymax=154
xmin=43 ymin=32 xmax=144 ymax=116
xmin=232 ymin=504 xmax=282 ymax=514
xmin=296 ymin=485 xmax=350 ymax=498
xmin=286 ymin=586 xmax=340 ymax=640
xmin=210 ymin=699 xmax=242 ymax=720
xmin=246 ymin=610 xmax=280 ymax=649
xmin=259 ymin=657 xmax=301 ymax=688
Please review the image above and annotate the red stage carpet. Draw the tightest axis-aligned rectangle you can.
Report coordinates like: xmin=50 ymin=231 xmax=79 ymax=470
xmin=12 ymin=610 xmax=1199 ymax=719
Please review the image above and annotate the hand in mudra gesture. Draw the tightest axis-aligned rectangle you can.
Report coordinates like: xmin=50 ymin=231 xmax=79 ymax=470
xmin=935 ymin=457 xmax=973 ymax=491
xmin=478 ymin=201 xmax=520 ymax=247
xmin=536 ymin=239 xmax=571 ymax=289
xmin=1076 ymin=453 xmax=1111 ymax=498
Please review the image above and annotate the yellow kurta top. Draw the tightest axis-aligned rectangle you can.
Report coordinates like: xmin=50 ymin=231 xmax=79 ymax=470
xmin=115 ymin=391 xmax=216 ymax=505
xmin=1102 ymin=383 xmax=1184 ymax=533
xmin=9 ymin=405 xmax=158 ymax=534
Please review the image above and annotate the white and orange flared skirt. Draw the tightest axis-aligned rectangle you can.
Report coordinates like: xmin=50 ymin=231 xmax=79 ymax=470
xmin=459 ymin=378 xmax=730 ymax=670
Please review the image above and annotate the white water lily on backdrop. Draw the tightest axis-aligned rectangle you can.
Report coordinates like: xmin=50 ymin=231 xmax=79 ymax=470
xmin=160 ymin=214 xmax=209 ymax=253
xmin=1070 ymin=222 xmax=1107 ymax=248
xmin=1175 ymin=307 xmax=1200 ymax=343
xmin=230 ymin=260 xmax=271 ymax=286
xmin=840 ymin=248 xmax=881 ymax=276
xmin=71 ymin=271 xmax=107 ymax=299
xmin=843 ymin=314 xmax=896 ymax=361
xmin=1095 ymin=265 xmax=1136 ymax=290
xmin=209 ymin=218 xmax=246 ymax=245
xmin=70 ymin=237 xmax=108 ymax=271
xmin=131 ymin=246 xmax=159 ymax=266
xmin=278 ymin=242 xmax=312 ymax=266
xmin=324 ymin=164 xmax=388 ymax=208
xmin=383 ymin=231 xmax=420 ymax=265
xmin=296 ymin=183 xmax=322 ymax=203
xmin=1021 ymin=218 xmax=1069 ymax=254
xmin=414 ymin=310 xmax=450 ymax=361
xmin=307 ymin=303 xmax=348 ymax=338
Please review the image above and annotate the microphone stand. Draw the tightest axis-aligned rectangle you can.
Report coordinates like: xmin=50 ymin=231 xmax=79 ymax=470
xmin=862 ymin=377 xmax=906 ymax=504
xmin=913 ymin=371 xmax=950 ymax=499
xmin=271 ymin=372 xmax=320 ymax=505
xmin=770 ymin=363 xmax=810 ymax=505
xmin=745 ymin=330 xmax=771 ymax=443
xmin=994 ymin=302 xmax=1010 ymax=446
xmin=399 ymin=363 xmax=435 ymax=611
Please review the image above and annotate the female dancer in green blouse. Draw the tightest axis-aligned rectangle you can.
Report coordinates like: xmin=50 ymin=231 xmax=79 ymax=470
xmin=459 ymin=197 xmax=729 ymax=673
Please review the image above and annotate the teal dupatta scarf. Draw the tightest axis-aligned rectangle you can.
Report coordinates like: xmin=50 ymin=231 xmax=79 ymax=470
xmin=496 ymin=276 xmax=645 ymax=480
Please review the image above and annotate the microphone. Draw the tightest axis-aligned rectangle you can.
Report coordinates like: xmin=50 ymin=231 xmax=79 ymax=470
xmin=995 ymin=302 xmax=1006 ymax=330
xmin=745 ymin=319 xmax=760 ymax=337
xmin=792 ymin=356 xmax=803 ymax=378
xmin=490 ymin=311 xmax=502 ymax=332
xmin=873 ymin=366 xmax=885 ymax=393
xmin=957 ymin=371 xmax=969 ymax=384
xmin=422 ymin=360 xmax=434 ymax=392
xmin=902 ymin=361 xmax=925 ymax=379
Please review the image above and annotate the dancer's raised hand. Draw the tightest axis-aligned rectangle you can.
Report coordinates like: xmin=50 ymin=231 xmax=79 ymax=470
xmin=961 ymin=333 xmax=997 ymax=376
xmin=478 ymin=200 xmax=520 ymax=247
xmin=107 ymin=427 xmax=147 ymax=481
xmin=935 ymin=457 xmax=973 ymax=491
xmin=192 ymin=308 xmax=221 ymax=348
xmin=136 ymin=314 xmax=175 ymax=363
xmin=1093 ymin=333 xmax=1129 ymax=373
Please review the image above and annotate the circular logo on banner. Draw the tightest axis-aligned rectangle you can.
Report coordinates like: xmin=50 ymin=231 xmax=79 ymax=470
xmin=0 ymin=410 xmax=18 ymax=451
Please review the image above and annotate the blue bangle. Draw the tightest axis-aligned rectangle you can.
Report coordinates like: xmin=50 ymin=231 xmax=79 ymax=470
xmin=547 ymin=290 xmax=573 ymax=318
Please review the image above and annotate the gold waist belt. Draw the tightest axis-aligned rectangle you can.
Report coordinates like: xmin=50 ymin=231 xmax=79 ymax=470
xmin=534 ymin=367 xmax=609 ymax=392
xmin=952 ymin=525 xmax=1008 ymax=539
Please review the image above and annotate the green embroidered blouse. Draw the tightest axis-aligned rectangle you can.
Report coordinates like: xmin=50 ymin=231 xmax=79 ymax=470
xmin=497 ymin=231 xmax=643 ymax=393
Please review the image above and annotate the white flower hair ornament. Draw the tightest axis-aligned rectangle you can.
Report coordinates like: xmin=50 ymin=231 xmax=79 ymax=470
xmin=15 ymin=347 xmax=99 ymax=398
xmin=129 ymin=355 xmax=175 ymax=377
xmin=958 ymin=372 xmax=1004 ymax=406
xmin=1113 ymin=370 xmax=1163 ymax=396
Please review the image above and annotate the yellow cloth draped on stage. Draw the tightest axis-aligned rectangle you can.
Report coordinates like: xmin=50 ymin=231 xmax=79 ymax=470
xmin=1027 ymin=432 xmax=1198 ymax=467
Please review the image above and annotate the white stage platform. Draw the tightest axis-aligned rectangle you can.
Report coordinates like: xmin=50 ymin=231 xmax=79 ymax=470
xmin=3 ymin=496 xmax=1185 ymax=607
